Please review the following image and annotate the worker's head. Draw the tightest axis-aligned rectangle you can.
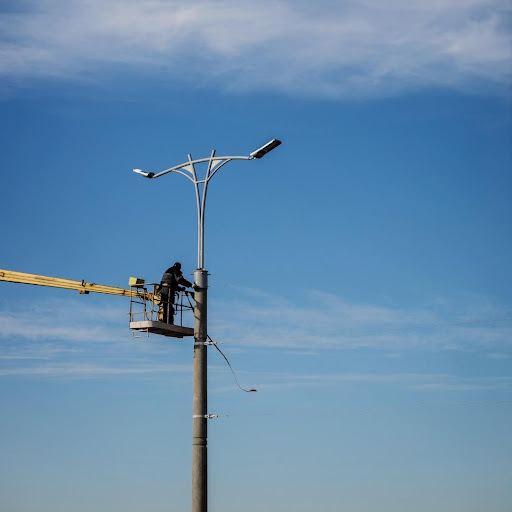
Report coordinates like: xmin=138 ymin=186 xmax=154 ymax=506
xmin=173 ymin=262 xmax=182 ymax=270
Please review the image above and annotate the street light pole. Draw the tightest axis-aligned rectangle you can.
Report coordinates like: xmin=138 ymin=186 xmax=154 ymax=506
xmin=192 ymin=267 xmax=208 ymax=512
xmin=133 ymin=139 xmax=281 ymax=512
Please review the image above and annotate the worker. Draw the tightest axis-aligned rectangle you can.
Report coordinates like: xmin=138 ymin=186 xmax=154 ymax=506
xmin=159 ymin=262 xmax=196 ymax=324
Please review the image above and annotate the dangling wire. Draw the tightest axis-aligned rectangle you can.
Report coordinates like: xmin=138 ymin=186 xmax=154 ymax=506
xmin=207 ymin=335 xmax=257 ymax=393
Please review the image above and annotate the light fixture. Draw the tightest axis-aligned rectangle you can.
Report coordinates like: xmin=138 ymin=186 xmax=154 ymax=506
xmin=132 ymin=168 xmax=155 ymax=178
xmin=250 ymin=139 xmax=282 ymax=159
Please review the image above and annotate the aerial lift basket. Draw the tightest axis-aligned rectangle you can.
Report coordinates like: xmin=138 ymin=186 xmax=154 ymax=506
xmin=128 ymin=279 xmax=195 ymax=338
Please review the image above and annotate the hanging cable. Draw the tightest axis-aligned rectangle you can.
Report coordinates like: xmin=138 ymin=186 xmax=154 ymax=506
xmin=207 ymin=335 xmax=257 ymax=393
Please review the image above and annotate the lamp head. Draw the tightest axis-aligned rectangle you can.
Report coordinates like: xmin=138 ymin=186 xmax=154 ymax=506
xmin=250 ymin=139 xmax=281 ymax=159
xmin=133 ymin=168 xmax=155 ymax=178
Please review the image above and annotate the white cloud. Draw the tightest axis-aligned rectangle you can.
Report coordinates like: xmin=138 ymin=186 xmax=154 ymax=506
xmin=211 ymin=368 xmax=512 ymax=394
xmin=0 ymin=294 xmax=512 ymax=393
xmin=0 ymin=362 xmax=191 ymax=377
xmin=1 ymin=291 xmax=511 ymax=353
xmin=0 ymin=299 xmax=128 ymax=342
xmin=0 ymin=0 xmax=510 ymax=97
xmin=0 ymin=297 xmax=195 ymax=378
xmin=1 ymin=291 xmax=511 ymax=381
xmin=411 ymin=375 xmax=512 ymax=391
xmin=487 ymin=352 xmax=510 ymax=359
xmin=210 ymin=288 xmax=512 ymax=351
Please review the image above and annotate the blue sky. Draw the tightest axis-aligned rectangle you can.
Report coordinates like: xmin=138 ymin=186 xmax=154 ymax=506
xmin=1 ymin=1 xmax=511 ymax=511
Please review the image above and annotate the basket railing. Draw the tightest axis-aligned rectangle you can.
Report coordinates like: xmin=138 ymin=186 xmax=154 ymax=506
xmin=129 ymin=283 xmax=194 ymax=327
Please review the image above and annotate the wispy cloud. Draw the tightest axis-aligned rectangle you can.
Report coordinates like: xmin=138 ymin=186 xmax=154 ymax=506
xmin=411 ymin=375 xmax=512 ymax=392
xmin=0 ymin=299 xmax=128 ymax=342
xmin=1 ymin=292 xmax=511 ymax=353
xmin=0 ymin=362 xmax=191 ymax=378
xmin=210 ymin=368 xmax=512 ymax=393
xmin=1 ymin=0 xmax=510 ymax=97
xmin=210 ymin=288 xmax=512 ymax=352
xmin=1 ymin=291 xmax=511 ymax=379
xmin=0 ymin=297 xmax=192 ymax=378
xmin=487 ymin=352 xmax=510 ymax=359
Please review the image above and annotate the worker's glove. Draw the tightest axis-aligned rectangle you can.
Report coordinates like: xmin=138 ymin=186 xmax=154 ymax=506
xmin=192 ymin=283 xmax=200 ymax=291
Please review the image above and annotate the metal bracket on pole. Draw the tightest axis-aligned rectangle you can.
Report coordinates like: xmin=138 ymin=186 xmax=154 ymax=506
xmin=194 ymin=339 xmax=222 ymax=346
xmin=193 ymin=414 xmax=224 ymax=419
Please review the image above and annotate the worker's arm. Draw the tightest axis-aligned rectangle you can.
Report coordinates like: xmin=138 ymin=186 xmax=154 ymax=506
xmin=177 ymin=274 xmax=193 ymax=288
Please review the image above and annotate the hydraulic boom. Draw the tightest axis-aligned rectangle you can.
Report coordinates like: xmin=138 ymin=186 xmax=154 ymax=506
xmin=0 ymin=268 xmax=194 ymax=338
xmin=0 ymin=268 xmax=156 ymax=302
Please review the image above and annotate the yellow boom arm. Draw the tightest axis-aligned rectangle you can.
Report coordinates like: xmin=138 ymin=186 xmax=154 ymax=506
xmin=0 ymin=269 xmax=157 ymax=302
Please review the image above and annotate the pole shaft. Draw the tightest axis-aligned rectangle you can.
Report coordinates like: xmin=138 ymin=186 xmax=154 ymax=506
xmin=192 ymin=272 xmax=208 ymax=512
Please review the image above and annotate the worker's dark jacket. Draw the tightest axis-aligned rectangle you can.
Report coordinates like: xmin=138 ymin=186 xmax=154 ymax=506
xmin=160 ymin=267 xmax=192 ymax=295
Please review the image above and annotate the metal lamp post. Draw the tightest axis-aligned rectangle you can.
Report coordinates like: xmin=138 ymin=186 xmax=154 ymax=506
xmin=133 ymin=138 xmax=281 ymax=512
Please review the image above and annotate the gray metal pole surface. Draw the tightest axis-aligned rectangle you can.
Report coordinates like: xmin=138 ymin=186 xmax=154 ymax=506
xmin=192 ymin=270 xmax=208 ymax=512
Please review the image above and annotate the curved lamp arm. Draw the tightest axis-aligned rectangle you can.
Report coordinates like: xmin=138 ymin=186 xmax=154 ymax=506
xmin=132 ymin=139 xmax=281 ymax=269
